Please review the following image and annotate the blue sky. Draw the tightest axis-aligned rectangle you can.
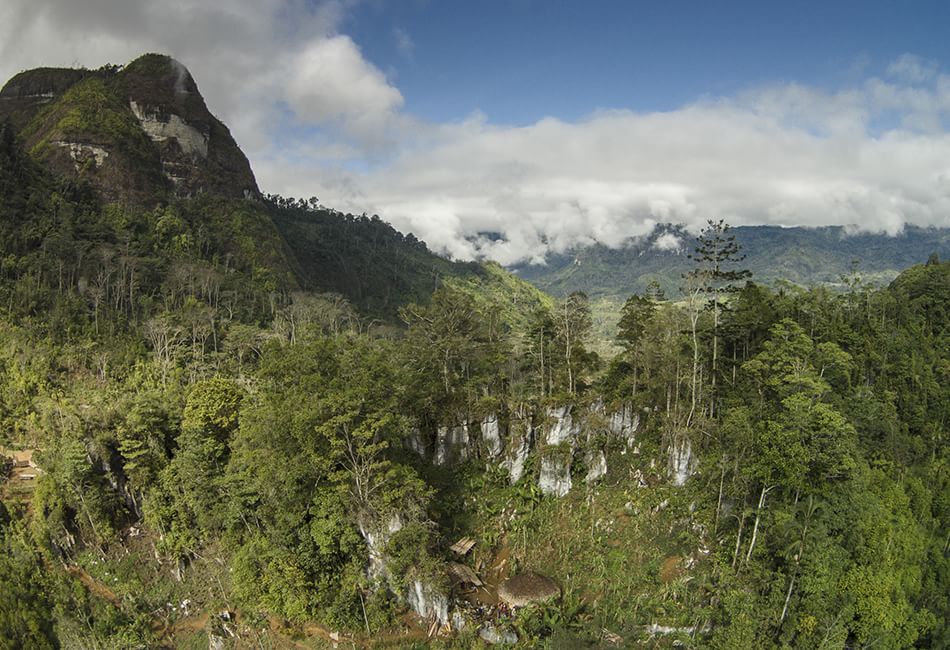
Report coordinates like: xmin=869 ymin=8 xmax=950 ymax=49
xmin=343 ymin=1 xmax=950 ymax=123
xmin=2 ymin=0 xmax=950 ymax=262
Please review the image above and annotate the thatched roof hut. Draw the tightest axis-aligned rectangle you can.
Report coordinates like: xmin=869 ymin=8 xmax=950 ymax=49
xmin=11 ymin=450 xmax=35 ymax=468
xmin=497 ymin=572 xmax=560 ymax=607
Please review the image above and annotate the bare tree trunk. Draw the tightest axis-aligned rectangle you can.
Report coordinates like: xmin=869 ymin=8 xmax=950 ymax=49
xmin=689 ymin=311 xmax=699 ymax=426
xmin=539 ymin=328 xmax=545 ymax=398
xmin=714 ymin=459 xmax=726 ymax=534
xmin=685 ymin=282 xmax=702 ymax=428
xmin=732 ymin=509 xmax=745 ymax=569
xmin=745 ymin=485 xmax=771 ymax=563
xmin=780 ymin=575 xmax=796 ymax=623
xmin=565 ymin=320 xmax=573 ymax=395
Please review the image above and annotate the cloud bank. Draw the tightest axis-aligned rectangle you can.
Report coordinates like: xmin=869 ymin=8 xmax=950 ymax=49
xmin=2 ymin=2 xmax=949 ymax=265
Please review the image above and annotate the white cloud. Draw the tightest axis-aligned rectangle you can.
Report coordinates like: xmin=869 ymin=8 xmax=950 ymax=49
xmin=0 ymin=0 xmax=397 ymax=150
xmin=653 ymin=233 xmax=684 ymax=252
xmin=263 ymin=72 xmax=950 ymax=264
xmin=1 ymin=5 xmax=950 ymax=265
xmin=286 ymin=36 xmax=404 ymax=143
xmin=393 ymin=27 xmax=414 ymax=58
xmin=886 ymin=53 xmax=938 ymax=84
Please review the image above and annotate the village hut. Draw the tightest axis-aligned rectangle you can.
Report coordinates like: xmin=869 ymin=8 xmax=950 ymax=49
xmin=11 ymin=450 xmax=36 ymax=468
xmin=497 ymin=572 xmax=560 ymax=607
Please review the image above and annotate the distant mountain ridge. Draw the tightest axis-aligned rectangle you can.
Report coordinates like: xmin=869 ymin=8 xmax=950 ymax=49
xmin=511 ymin=223 xmax=950 ymax=298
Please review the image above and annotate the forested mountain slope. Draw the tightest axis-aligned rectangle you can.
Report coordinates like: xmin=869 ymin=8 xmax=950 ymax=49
xmin=513 ymin=223 xmax=950 ymax=298
xmin=0 ymin=54 xmax=946 ymax=649
xmin=0 ymin=53 xmax=547 ymax=323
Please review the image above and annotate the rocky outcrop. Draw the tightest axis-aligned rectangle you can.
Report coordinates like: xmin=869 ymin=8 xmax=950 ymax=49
xmin=539 ymin=454 xmax=572 ymax=496
xmin=405 ymin=427 xmax=427 ymax=457
xmin=607 ymin=403 xmax=641 ymax=447
xmin=359 ymin=512 xmax=459 ymax=631
xmin=537 ymin=407 xmax=580 ymax=496
xmin=480 ymin=415 xmax=504 ymax=459
xmin=129 ymin=99 xmax=209 ymax=158
xmin=52 ymin=140 xmax=109 ymax=170
xmin=118 ymin=54 xmax=259 ymax=200
xmin=418 ymin=402 xmax=647 ymax=496
xmin=503 ymin=414 xmax=533 ymax=484
xmin=435 ymin=424 xmax=471 ymax=466
xmin=406 ymin=579 xmax=450 ymax=628
xmin=669 ymin=435 xmax=697 ymax=486
xmin=0 ymin=67 xmax=96 ymax=131
xmin=1 ymin=54 xmax=259 ymax=204
xmin=479 ymin=623 xmax=519 ymax=645
xmin=544 ymin=406 xmax=581 ymax=446
xmin=584 ymin=448 xmax=608 ymax=484
xmin=358 ymin=514 xmax=402 ymax=581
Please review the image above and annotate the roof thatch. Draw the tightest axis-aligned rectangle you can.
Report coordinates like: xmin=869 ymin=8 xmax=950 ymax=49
xmin=447 ymin=562 xmax=482 ymax=587
xmin=450 ymin=537 xmax=476 ymax=555
xmin=11 ymin=450 xmax=34 ymax=467
xmin=497 ymin=572 xmax=560 ymax=607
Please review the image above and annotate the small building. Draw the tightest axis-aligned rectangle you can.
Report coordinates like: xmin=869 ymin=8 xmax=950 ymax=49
xmin=450 ymin=537 xmax=476 ymax=556
xmin=497 ymin=572 xmax=561 ymax=607
xmin=447 ymin=562 xmax=483 ymax=588
xmin=11 ymin=450 xmax=36 ymax=468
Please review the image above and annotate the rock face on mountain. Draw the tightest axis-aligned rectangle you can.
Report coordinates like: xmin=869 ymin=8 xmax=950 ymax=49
xmin=117 ymin=54 xmax=258 ymax=200
xmin=0 ymin=52 xmax=550 ymax=324
xmin=0 ymin=54 xmax=258 ymax=204
xmin=0 ymin=67 xmax=97 ymax=131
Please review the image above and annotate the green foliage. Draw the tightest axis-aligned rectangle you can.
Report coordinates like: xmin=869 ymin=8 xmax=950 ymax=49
xmin=117 ymin=390 xmax=174 ymax=494
xmin=0 ymin=525 xmax=56 ymax=650
xmin=2 ymin=86 xmax=948 ymax=648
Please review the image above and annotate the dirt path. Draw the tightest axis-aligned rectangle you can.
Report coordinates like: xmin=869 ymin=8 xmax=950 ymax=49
xmin=66 ymin=564 xmax=122 ymax=607
xmin=461 ymin=535 xmax=510 ymax=607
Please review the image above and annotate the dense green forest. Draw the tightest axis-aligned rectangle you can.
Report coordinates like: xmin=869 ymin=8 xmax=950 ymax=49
xmin=1 ymin=55 xmax=948 ymax=649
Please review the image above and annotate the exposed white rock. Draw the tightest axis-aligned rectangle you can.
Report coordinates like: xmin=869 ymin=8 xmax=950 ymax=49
xmin=405 ymin=427 xmax=426 ymax=458
xmin=631 ymin=468 xmax=648 ymax=488
xmin=407 ymin=580 xmax=449 ymax=628
xmin=53 ymin=141 xmax=109 ymax=169
xmin=503 ymin=418 xmax=533 ymax=484
xmin=545 ymin=406 xmax=580 ymax=445
xmin=669 ymin=436 xmax=697 ymax=486
xmin=536 ymin=407 xmax=582 ymax=496
xmin=504 ymin=434 xmax=531 ymax=484
xmin=479 ymin=623 xmax=519 ymax=645
xmin=539 ymin=455 xmax=572 ymax=497
xmin=359 ymin=515 xmax=402 ymax=580
xmin=435 ymin=424 xmax=470 ymax=466
xmin=481 ymin=415 xmax=503 ymax=459
xmin=129 ymin=100 xmax=208 ymax=157
xmin=608 ymin=404 xmax=641 ymax=447
xmin=585 ymin=449 xmax=608 ymax=484
xmin=643 ymin=623 xmax=705 ymax=636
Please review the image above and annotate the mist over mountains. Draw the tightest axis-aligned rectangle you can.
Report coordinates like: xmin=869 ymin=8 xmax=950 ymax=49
xmin=1 ymin=41 xmax=948 ymax=649
xmin=512 ymin=223 xmax=950 ymax=298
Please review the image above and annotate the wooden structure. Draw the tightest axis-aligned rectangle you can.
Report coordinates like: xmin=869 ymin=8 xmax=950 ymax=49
xmin=447 ymin=562 xmax=483 ymax=587
xmin=449 ymin=537 xmax=476 ymax=555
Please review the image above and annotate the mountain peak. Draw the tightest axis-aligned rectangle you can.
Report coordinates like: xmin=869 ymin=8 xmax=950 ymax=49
xmin=0 ymin=53 xmax=258 ymax=204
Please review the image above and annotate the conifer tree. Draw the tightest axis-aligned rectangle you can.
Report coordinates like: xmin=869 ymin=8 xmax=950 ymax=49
xmin=685 ymin=219 xmax=751 ymax=416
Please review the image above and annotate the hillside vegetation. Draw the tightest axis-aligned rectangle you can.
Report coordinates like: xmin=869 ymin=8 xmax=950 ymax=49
xmin=0 ymin=56 xmax=947 ymax=649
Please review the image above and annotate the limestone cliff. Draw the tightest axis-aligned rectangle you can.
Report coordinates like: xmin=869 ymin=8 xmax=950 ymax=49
xmin=0 ymin=54 xmax=258 ymax=204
